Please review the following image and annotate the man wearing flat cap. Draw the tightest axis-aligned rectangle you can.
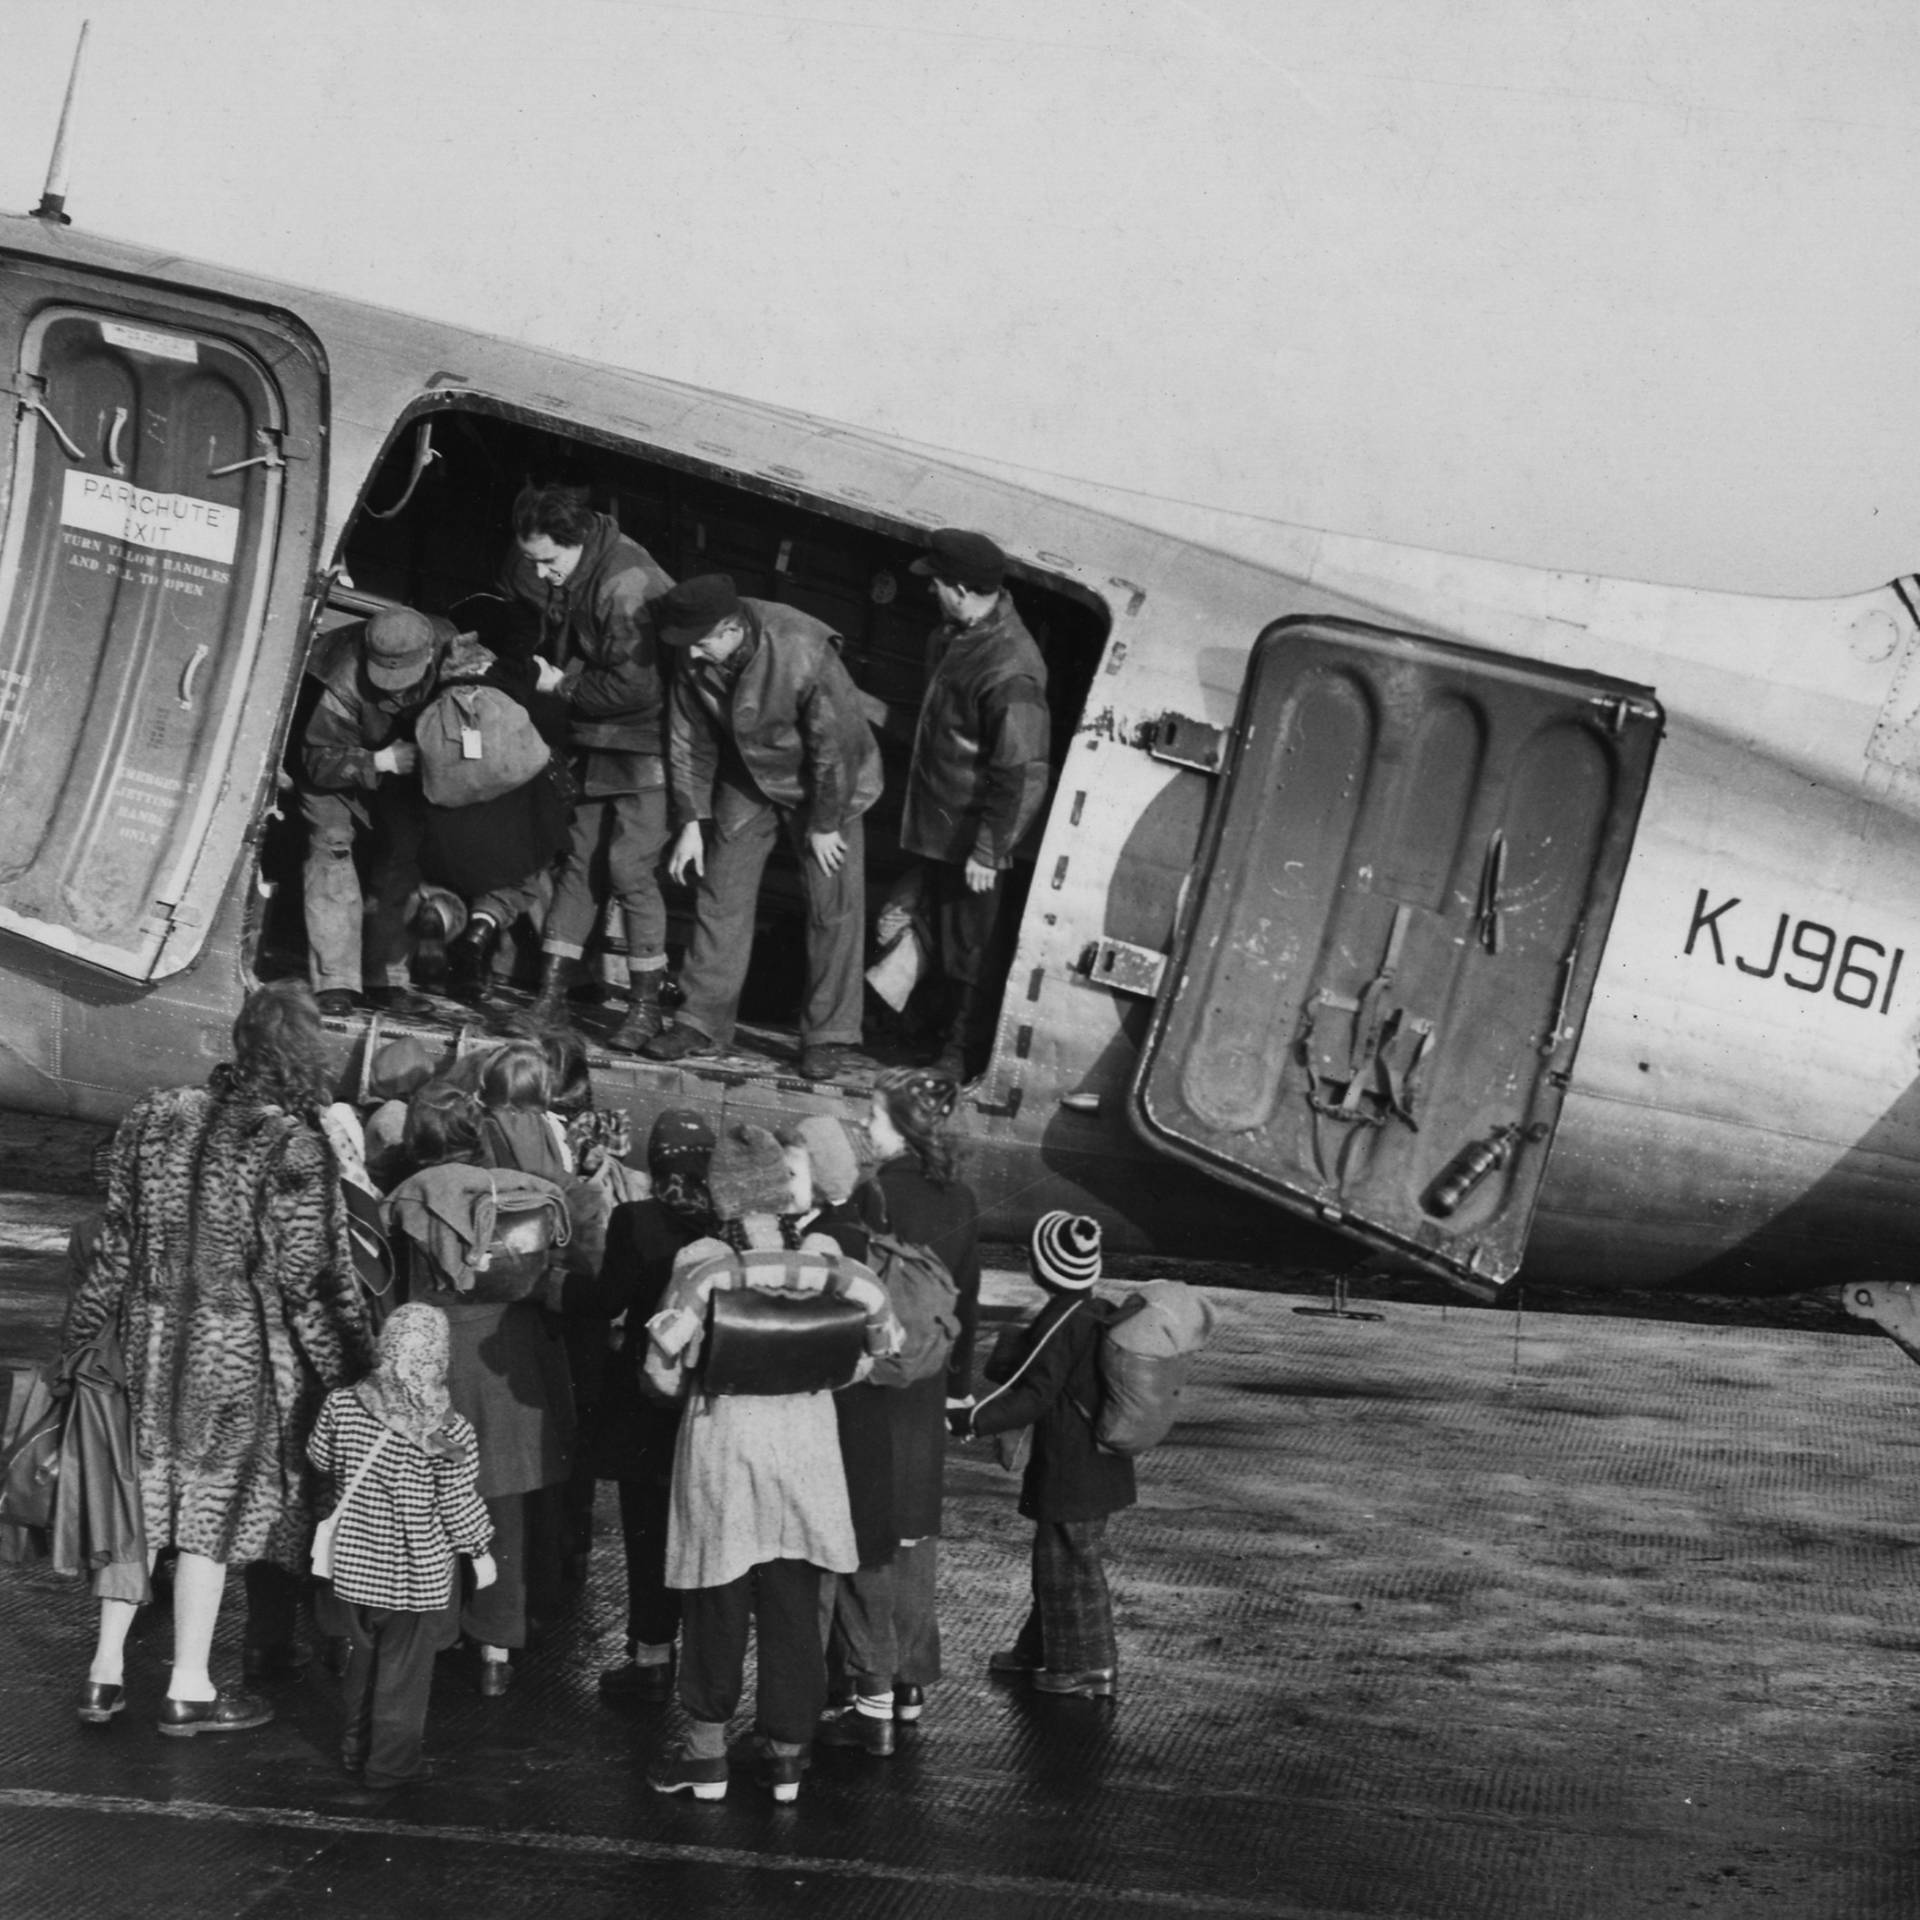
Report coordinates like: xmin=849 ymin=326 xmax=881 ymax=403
xmin=888 ymin=528 xmax=1050 ymax=1079
xmin=299 ymin=605 xmax=452 ymax=1017
xmin=643 ymin=575 xmax=882 ymax=1080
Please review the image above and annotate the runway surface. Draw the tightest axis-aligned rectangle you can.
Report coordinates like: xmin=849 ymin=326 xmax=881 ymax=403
xmin=3 ymin=1184 xmax=1919 ymax=1918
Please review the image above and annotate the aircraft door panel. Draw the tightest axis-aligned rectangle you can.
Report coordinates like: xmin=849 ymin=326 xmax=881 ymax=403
xmin=0 ymin=283 xmax=321 ymax=979
xmin=1129 ymin=617 xmax=1661 ymax=1294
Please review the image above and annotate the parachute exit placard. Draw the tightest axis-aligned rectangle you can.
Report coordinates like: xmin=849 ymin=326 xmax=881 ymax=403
xmin=60 ymin=470 xmax=240 ymax=565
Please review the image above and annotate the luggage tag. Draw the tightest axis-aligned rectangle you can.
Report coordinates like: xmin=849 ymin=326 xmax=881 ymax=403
xmin=460 ymin=726 xmax=483 ymax=760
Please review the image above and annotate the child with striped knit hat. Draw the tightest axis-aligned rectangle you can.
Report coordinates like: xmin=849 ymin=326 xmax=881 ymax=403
xmin=960 ymin=1211 xmax=1135 ymax=1698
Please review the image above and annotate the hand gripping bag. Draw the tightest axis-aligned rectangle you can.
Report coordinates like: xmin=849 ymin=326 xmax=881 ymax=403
xmin=1092 ymin=1279 xmax=1216 ymax=1456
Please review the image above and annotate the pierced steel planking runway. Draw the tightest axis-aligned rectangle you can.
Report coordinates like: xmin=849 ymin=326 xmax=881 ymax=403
xmin=5 ymin=1223 xmax=1920 ymax=1917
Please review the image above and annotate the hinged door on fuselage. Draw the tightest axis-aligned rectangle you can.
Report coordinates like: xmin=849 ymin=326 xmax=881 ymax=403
xmin=1128 ymin=617 xmax=1661 ymax=1294
xmin=0 ymin=253 xmax=326 ymax=978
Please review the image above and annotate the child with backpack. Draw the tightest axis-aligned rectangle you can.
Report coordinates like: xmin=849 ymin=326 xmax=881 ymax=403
xmin=641 ymin=1122 xmax=897 ymax=1805
xmin=960 ymin=1211 xmax=1135 ymax=1700
xmin=307 ymin=1304 xmax=496 ymax=1795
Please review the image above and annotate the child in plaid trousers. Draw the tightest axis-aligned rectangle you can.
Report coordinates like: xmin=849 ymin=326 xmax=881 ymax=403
xmin=961 ymin=1212 xmax=1135 ymax=1699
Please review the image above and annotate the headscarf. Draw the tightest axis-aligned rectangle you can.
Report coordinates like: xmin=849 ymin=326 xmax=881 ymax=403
xmin=354 ymin=1302 xmax=458 ymax=1454
xmin=872 ymin=1065 xmax=960 ymax=1130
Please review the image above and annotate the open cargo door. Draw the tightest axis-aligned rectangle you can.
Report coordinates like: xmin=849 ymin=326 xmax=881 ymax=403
xmin=1128 ymin=618 xmax=1661 ymax=1296
xmin=0 ymin=256 xmax=325 ymax=978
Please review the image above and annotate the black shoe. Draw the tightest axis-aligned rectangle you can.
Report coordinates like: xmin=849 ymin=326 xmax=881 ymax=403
xmin=77 ymin=1682 xmax=125 ymax=1726
xmin=478 ymin=1658 xmax=512 ymax=1699
xmin=796 ymin=1042 xmax=863 ymax=1082
xmin=527 ymin=954 xmax=579 ymax=1025
xmin=447 ymin=914 xmax=502 ymax=1005
xmin=315 ymin=989 xmax=358 ymax=1018
xmin=815 ymin=1705 xmax=894 ymax=1756
xmin=156 ymin=1689 xmax=275 ymax=1737
xmin=642 ymin=1024 xmax=719 ymax=1063
xmin=242 ymin=1641 xmax=311 ymax=1684
xmin=337 ymin=1762 xmax=433 ymax=1810
xmin=600 ymin=1659 xmax=676 ymax=1703
xmin=363 ymin=985 xmax=437 ymax=1020
xmin=647 ymin=1738 xmax=729 ymax=1801
xmin=892 ymin=1682 xmax=925 ymax=1724
xmin=987 ymin=1648 xmax=1042 ymax=1681
xmin=1032 ymin=1666 xmax=1116 ymax=1698
xmin=605 ymin=982 xmax=666 ymax=1052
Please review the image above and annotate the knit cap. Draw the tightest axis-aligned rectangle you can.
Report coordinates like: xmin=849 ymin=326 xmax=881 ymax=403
xmin=368 ymin=1035 xmax=434 ymax=1102
xmin=792 ymin=1115 xmax=862 ymax=1206
xmin=707 ymin=1121 xmax=792 ymax=1219
xmin=1030 ymin=1210 xmax=1102 ymax=1290
xmin=647 ymin=1108 xmax=716 ymax=1179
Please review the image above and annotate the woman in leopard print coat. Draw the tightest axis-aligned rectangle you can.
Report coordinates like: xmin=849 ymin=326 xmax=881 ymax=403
xmin=62 ymin=980 xmax=375 ymax=1734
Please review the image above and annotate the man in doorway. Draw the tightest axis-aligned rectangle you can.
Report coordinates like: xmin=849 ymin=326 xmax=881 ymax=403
xmin=300 ymin=605 xmax=450 ymax=1018
xmin=643 ymin=575 xmax=882 ymax=1081
xmin=890 ymin=528 xmax=1050 ymax=1079
xmin=502 ymin=483 xmax=676 ymax=1050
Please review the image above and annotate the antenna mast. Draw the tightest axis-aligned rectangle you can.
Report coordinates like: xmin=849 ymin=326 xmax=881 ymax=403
xmin=35 ymin=20 xmax=92 ymax=225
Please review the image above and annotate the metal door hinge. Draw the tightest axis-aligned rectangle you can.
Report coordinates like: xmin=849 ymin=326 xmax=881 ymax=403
xmin=1145 ymin=712 xmax=1226 ymax=774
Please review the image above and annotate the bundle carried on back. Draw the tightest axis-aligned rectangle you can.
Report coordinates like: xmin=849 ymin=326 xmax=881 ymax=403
xmin=1090 ymin=1278 xmax=1215 ymax=1455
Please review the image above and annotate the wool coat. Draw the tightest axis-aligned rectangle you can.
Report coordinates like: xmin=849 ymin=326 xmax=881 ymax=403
xmin=651 ymin=1231 xmax=865 ymax=1590
xmin=60 ymin=1085 xmax=373 ymax=1569
xmin=972 ymin=1291 xmax=1138 ymax=1524
xmin=811 ymin=1204 xmax=897 ymax=1568
xmin=559 ymin=1197 xmax=702 ymax=1484
xmin=869 ymin=1160 xmax=982 ymax=1539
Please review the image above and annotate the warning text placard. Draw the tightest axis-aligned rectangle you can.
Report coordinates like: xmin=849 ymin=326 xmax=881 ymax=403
xmin=60 ymin=470 xmax=240 ymax=565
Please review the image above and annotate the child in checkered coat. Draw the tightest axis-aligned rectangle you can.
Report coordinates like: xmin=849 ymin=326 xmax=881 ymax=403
xmin=308 ymin=1304 xmax=496 ymax=1792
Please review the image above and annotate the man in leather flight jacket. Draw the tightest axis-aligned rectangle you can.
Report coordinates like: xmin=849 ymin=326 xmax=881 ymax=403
xmin=501 ymin=484 xmax=676 ymax=1050
xmin=643 ymin=575 xmax=882 ymax=1081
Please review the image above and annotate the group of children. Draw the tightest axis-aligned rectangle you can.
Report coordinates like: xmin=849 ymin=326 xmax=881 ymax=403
xmin=302 ymin=1028 xmax=1136 ymax=1806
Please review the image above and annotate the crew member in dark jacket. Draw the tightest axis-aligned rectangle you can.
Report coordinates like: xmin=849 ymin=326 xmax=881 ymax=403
xmin=502 ymin=484 xmax=677 ymax=1050
xmin=643 ymin=574 xmax=883 ymax=1081
xmin=888 ymin=529 xmax=1050 ymax=1079
xmin=300 ymin=607 xmax=451 ymax=1018
xmin=964 ymin=1210 xmax=1133 ymax=1699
